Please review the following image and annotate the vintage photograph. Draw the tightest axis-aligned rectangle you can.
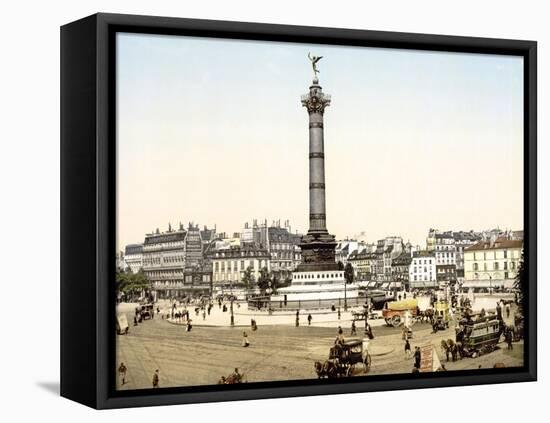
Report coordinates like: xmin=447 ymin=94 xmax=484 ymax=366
xmin=114 ymin=32 xmax=526 ymax=390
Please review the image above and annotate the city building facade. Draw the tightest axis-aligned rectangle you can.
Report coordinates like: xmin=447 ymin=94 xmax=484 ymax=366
xmin=347 ymin=250 xmax=378 ymax=282
xmin=409 ymin=251 xmax=437 ymax=288
xmin=142 ymin=223 xmax=212 ymax=299
xmin=464 ymin=238 xmax=523 ymax=289
xmin=124 ymin=243 xmax=143 ymax=274
xmin=209 ymin=246 xmax=271 ymax=288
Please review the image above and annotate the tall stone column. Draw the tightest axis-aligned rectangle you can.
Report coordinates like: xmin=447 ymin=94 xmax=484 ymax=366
xmin=298 ymin=76 xmax=338 ymax=272
xmin=302 ymin=78 xmax=330 ymax=233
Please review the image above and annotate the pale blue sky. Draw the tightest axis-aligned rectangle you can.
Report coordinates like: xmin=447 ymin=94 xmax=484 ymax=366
xmin=116 ymin=32 xmax=523 ymax=250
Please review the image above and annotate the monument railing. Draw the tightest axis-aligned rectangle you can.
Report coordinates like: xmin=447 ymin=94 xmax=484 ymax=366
xmin=248 ymin=295 xmax=365 ymax=311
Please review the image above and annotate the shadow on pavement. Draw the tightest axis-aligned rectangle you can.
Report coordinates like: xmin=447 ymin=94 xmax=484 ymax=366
xmin=36 ymin=381 xmax=60 ymax=396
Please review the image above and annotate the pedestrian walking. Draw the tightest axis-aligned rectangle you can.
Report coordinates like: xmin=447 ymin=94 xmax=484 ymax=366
xmin=506 ymin=329 xmax=513 ymax=350
xmin=242 ymin=331 xmax=250 ymax=347
xmin=295 ymin=310 xmax=300 ymax=327
xmin=307 ymin=314 xmax=312 ymax=326
xmin=337 ymin=308 xmax=341 ymax=320
xmin=351 ymin=321 xmax=357 ymax=336
xmin=118 ymin=362 xmax=127 ymax=385
xmin=414 ymin=346 xmax=422 ymax=369
xmin=505 ymin=303 xmax=511 ymax=319
xmin=335 ymin=326 xmax=344 ymax=345
xmin=404 ymin=339 xmax=411 ymax=359
xmin=152 ymin=369 xmax=159 ymax=388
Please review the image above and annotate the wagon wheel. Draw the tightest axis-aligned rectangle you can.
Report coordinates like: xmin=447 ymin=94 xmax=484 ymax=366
xmin=364 ymin=353 xmax=372 ymax=373
xmin=391 ymin=315 xmax=401 ymax=327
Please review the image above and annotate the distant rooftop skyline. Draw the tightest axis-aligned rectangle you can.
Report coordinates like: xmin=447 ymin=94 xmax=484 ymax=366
xmin=116 ymin=33 xmax=523 ymax=251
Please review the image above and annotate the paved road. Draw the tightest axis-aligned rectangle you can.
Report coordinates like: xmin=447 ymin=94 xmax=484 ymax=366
xmin=116 ymin=311 xmax=523 ymax=390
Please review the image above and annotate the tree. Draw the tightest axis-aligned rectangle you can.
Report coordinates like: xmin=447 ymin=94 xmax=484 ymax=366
xmin=116 ymin=268 xmax=150 ymax=300
xmin=344 ymin=263 xmax=355 ymax=284
xmin=257 ymin=267 xmax=271 ymax=292
xmin=242 ymin=266 xmax=255 ymax=291
xmin=514 ymin=249 xmax=526 ymax=313
xmin=270 ymin=272 xmax=281 ymax=293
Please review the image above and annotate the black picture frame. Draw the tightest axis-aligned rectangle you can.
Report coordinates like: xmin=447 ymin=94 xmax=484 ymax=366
xmin=60 ymin=12 xmax=537 ymax=409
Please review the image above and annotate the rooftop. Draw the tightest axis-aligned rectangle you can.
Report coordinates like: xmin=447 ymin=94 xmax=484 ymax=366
xmin=465 ymin=238 xmax=523 ymax=251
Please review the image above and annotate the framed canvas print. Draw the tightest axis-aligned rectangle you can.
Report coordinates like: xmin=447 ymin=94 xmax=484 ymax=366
xmin=60 ymin=13 xmax=537 ymax=409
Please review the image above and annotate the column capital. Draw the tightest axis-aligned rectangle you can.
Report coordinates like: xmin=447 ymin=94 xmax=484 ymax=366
xmin=301 ymin=84 xmax=331 ymax=114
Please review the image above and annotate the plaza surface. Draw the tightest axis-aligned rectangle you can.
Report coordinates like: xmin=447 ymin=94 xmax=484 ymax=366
xmin=115 ymin=298 xmax=523 ymax=390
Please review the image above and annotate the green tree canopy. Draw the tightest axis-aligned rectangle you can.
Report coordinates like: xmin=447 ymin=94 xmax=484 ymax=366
xmin=116 ymin=268 xmax=149 ymax=296
xmin=344 ymin=263 xmax=355 ymax=284
xmin=242 ymin=266 xmax=255 ymax=290
xmin=257 ymin=267 xmax=271 ymax=292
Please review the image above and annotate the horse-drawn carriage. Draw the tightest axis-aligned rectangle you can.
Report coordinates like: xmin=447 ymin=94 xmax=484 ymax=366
xmin=456 ymin=315 xmax=503 ymax=358
xmin=314 ymin=338 xmax=371 ymax=378
xmin=432 ymin=301 xmax=451 ymax=331
xmin=382 ymin=299 xmax=419 ymax=327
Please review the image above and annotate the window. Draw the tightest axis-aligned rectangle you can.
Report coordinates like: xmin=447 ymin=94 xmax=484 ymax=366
xmin=473 ymin=263 xmax=479 ymax=271
xmin=504 ymin=262 xmax=508 ymax=270
xmin=494 ymin=262 xmax=499 ymax=270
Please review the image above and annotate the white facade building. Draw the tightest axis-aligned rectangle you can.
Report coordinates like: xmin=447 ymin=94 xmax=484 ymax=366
xmin=409 ymin=251 xmax=437 ymax=288
xmin=210 ymin=246 xmax=270 ymax=286
xmin=464 ymin=238 xmax=523 ymax=289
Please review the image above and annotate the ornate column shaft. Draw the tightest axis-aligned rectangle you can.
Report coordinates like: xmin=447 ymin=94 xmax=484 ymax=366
xmin=301 ymin=80 xmax=331 ymax=235
xmin=297 ymin=76 xmax=338 ymax=272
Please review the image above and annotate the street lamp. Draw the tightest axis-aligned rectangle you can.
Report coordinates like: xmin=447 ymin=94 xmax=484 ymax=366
xmin=489 ymin=275 xmax=492 ymax=295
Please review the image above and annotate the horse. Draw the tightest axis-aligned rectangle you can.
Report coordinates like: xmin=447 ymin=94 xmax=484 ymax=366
xmin=314 ymin=360 xmax=342 ymax=379
xmin=417 ymin=308 xmax=434 ymax=324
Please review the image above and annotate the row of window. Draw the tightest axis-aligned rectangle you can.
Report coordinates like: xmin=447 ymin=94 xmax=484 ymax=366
xmin=473 ymin=261 xmax=516 ymax=271
xmin=413 ymin=274 xmax=434 ymax=281
xmin=472 ymin=250 xmax=513 ymax=260
xmin=294 ymin=272 xmax=344 ymax=280
xmin=413 ymin=259 xmax=433 ymax=265
xmin=214 ymin=260 xmax=266 ymax=272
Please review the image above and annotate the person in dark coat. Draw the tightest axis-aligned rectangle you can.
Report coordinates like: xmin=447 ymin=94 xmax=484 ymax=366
xmin=496 ymin=302 xmax=502 ymax=320
xmin=404 ymin=339 xmax=411 ymax=359
xmin=414 ymin=346 xmax=422 ymax=369
xmin=506 ymin=329 xmax=513 ymax=350
xmin=118 ymin=362 xmax=127 ymax=385
xmin=307 ymin=314 xmax=312 ymax=326
xmin=152 ymin=369 xmax=159 ymax=388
